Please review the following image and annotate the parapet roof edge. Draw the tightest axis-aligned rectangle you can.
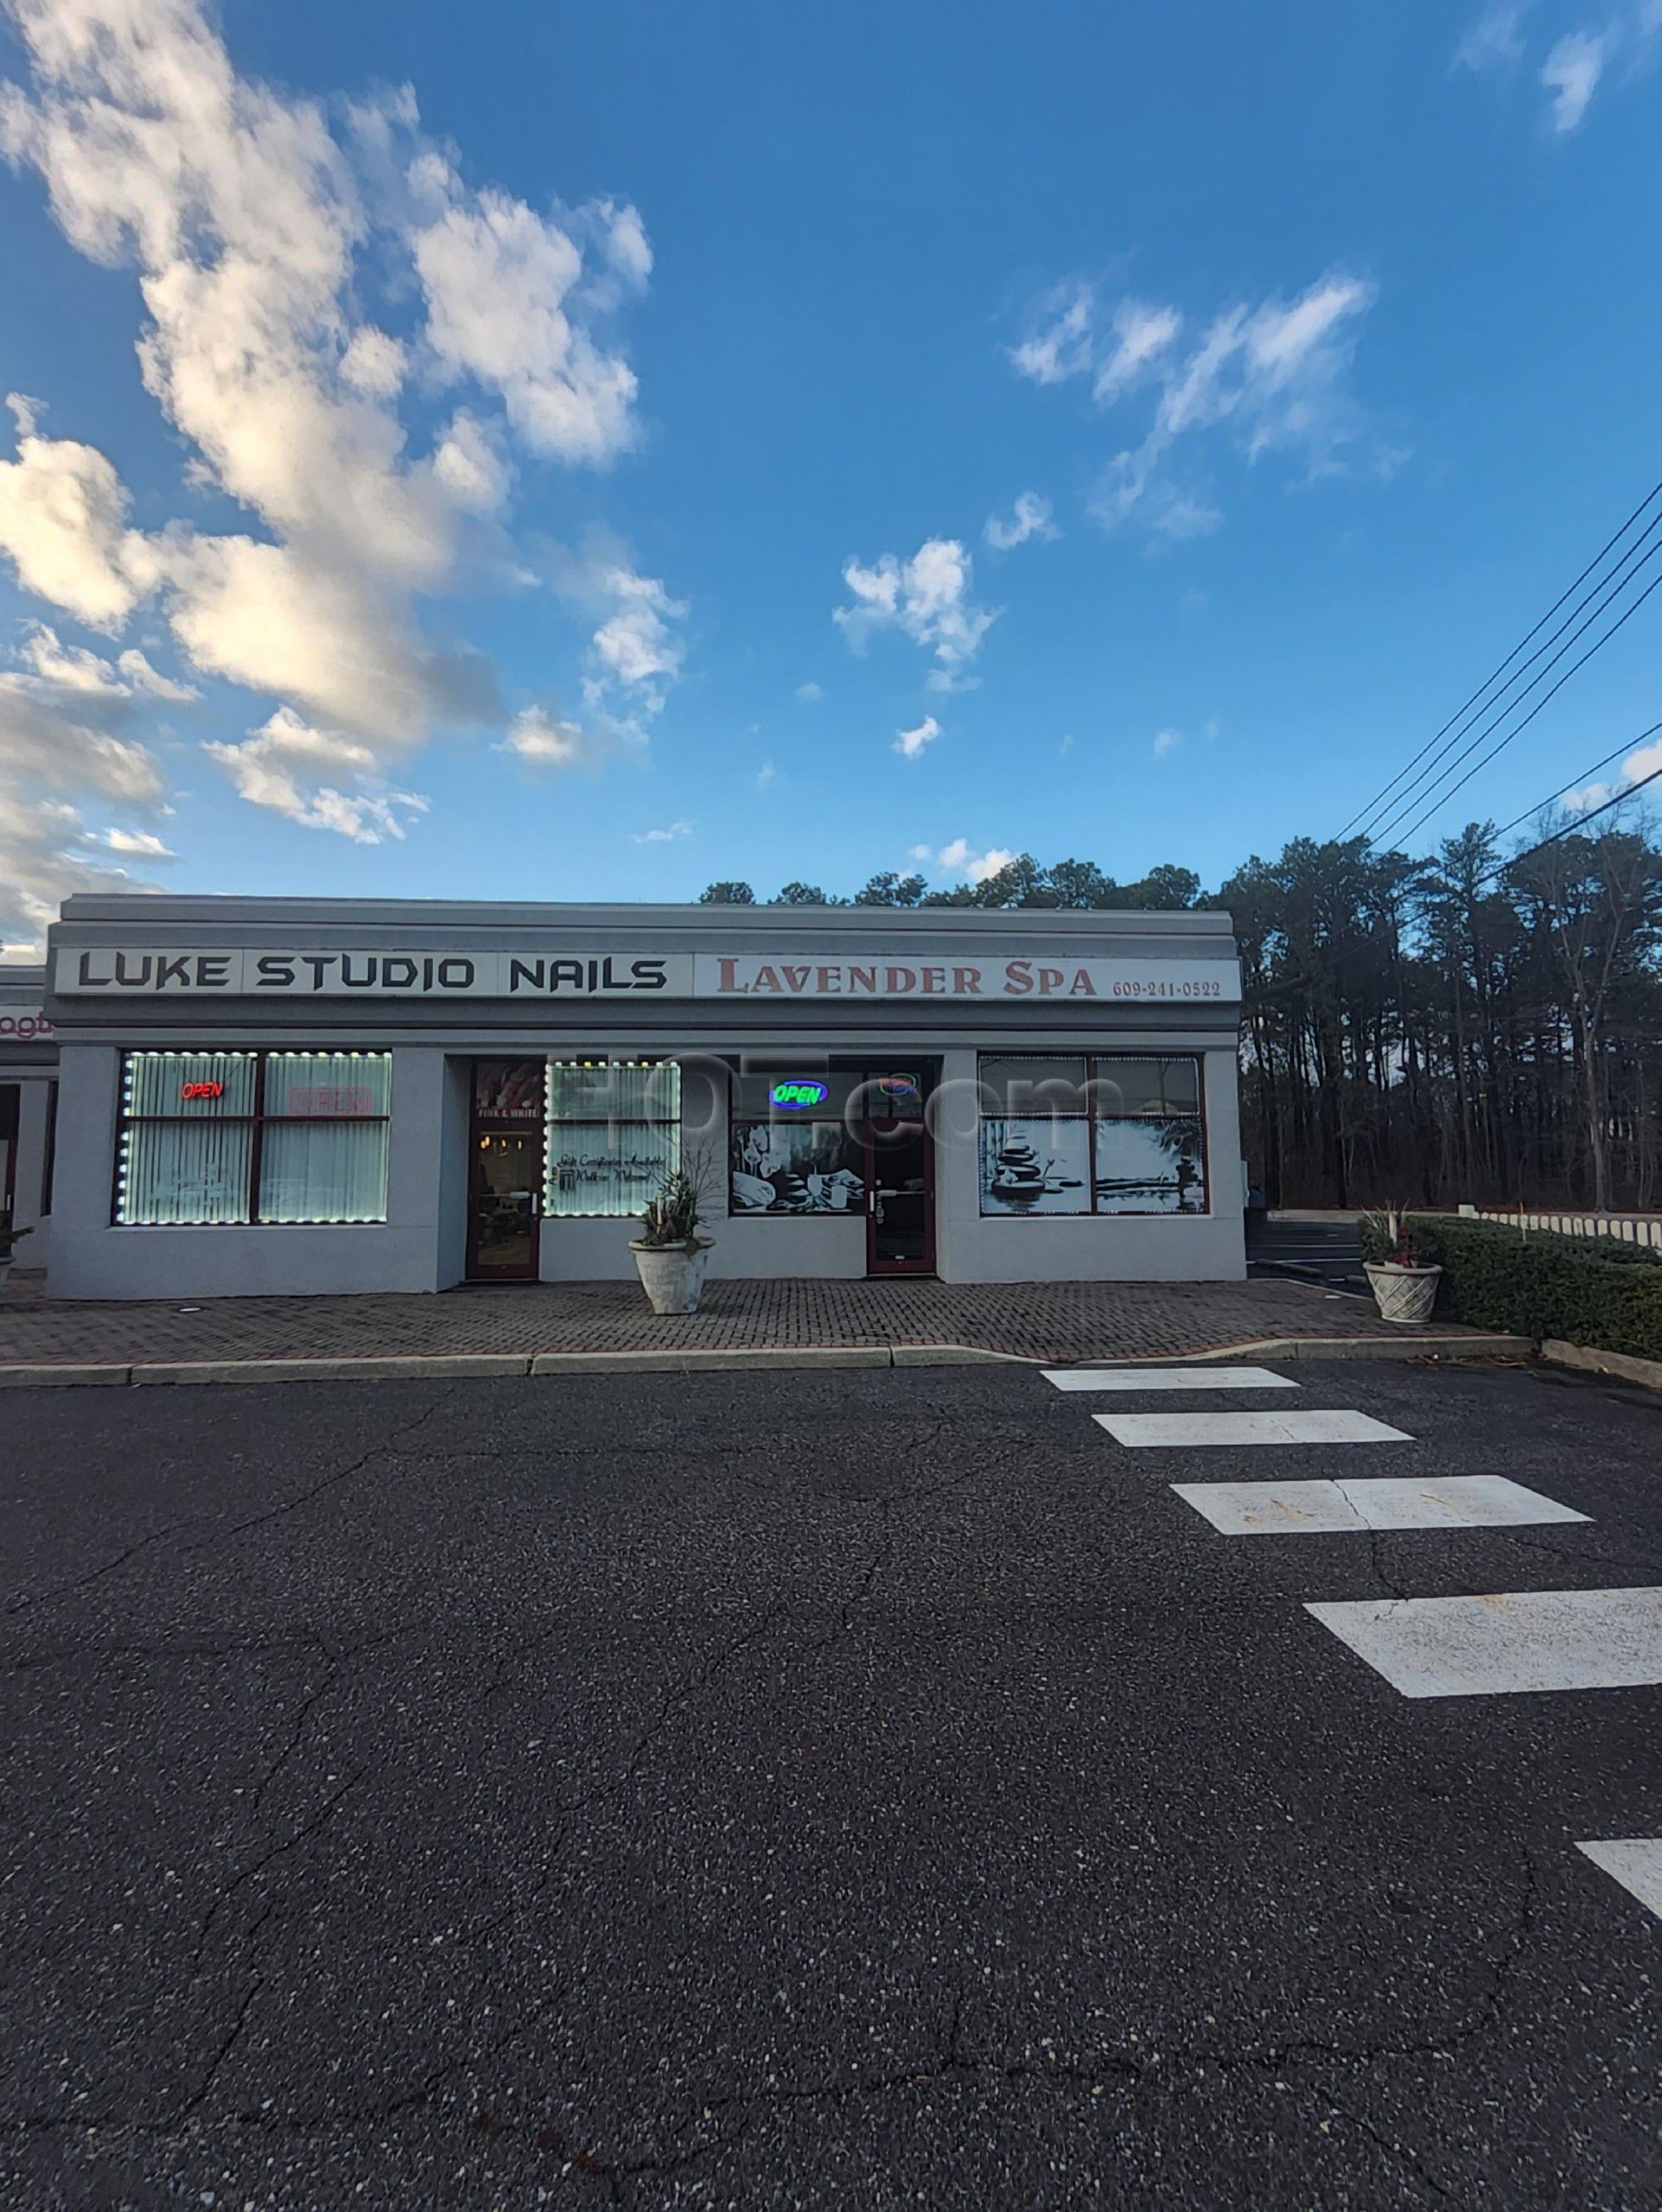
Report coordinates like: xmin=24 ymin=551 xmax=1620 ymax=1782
xmin=55 ymin=894 xmax=1233 ymax=932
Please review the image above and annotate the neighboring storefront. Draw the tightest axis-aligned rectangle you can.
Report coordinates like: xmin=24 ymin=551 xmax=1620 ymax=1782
xmin=0 ymin=965 xmax=56 ymax=1267
xmin=41 ymin=896 xmax=1246 ymax=1299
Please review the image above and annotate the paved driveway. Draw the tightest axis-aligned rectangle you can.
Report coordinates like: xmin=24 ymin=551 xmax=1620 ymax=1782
xmin=3 ymin=1359 xmax=1660 ymax=2209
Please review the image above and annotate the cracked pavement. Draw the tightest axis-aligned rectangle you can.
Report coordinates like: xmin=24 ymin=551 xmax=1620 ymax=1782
xmin=2 ymin=1358 xmax=1660 ymax=2209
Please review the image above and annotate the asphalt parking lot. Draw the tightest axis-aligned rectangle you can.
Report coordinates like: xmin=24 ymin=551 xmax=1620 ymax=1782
xmin=3 ymin=1357 xmax=1660 ymax=2209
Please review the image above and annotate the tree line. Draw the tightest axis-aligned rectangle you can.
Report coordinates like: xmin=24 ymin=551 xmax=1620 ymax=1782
xmin=698 ymin=816 xmax=1662 ymax=1211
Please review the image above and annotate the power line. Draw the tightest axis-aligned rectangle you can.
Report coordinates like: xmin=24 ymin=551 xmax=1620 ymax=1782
xmin=1337 ymin=474 xmax=1662 ymax=841
xmin=1490 ymin=716 xmax=1662 ymax=843
xmin=1369 ymin=523 xmax=1662 ymax=845
xmin=1388 ymin=563 xmax=1662 ymax=845
xmin=1500 ymin=760 xmax=1662 ymax=873
xmin=1360 ymin=510 xmax=1662 ymax=842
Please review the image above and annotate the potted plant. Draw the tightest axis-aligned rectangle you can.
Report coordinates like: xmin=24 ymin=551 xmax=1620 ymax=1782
xmin=0 ymin=1219 xmax=31 ymax=1287
xmin=629 ymin=1166 xmax=716 ymax=1316
xmin=1360 ymin=1206 xmax=1442 ymax=1325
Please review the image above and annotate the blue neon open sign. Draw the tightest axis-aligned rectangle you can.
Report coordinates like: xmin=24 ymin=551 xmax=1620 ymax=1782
xmin=770 ymin=1079 xmax=829 ymax=1109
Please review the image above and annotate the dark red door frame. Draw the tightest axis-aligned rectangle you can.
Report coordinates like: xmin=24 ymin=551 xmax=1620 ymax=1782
xmin=862 ymin=1107 xmax=936 ymax=1278
xmin=465 ymin=1060 xmax=544 ymax=1282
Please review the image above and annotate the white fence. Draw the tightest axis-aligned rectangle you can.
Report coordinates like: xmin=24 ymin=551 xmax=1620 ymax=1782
xmin=1460 ymin=1205 xmax=1662 ymax=1249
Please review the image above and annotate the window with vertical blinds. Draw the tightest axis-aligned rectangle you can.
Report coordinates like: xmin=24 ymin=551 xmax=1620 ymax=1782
xmin=544 ymin=1060 xmax=680 ymax=1217
xmin=115 ymin=1051 xmax=391 ymax=1224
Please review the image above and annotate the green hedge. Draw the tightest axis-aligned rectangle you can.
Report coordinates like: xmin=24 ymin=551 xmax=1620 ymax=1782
xmin=1359 ymin=1214 xmax=1662 ymax=1360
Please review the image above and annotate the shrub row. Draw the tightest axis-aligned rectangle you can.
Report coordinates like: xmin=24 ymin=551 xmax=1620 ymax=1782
xmin=1359 ymin=1214 xmax=1662 ymax=1362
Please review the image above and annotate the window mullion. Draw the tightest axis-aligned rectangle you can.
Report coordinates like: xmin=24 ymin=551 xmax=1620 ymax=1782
xmin=250 ymin=1052 xmax=268 ymax=1222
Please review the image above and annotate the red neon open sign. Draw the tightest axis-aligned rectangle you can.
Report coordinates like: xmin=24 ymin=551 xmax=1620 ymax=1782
xmin=180 ymin=1080 xmax=225 ymax=1100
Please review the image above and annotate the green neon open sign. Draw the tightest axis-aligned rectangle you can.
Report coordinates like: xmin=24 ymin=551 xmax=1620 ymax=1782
xmin=770 ymin=1079 xmax=829 ymax=1109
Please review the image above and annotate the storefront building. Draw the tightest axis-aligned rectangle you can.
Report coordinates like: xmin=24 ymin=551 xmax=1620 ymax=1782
xmin=41 ymin=896 xmax=1245 ymax=1299
xmin=0 ymin=964 xmax=56 ymax=1266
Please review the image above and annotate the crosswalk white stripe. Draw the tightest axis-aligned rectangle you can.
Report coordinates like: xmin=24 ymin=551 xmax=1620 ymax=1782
xmin=1305 ymin=1587 xmax=1662 ymax=1698
xmin=1092 ymin=1409 xmax=1412 ymax=1447
xmin=1170 ymin=1475 xmax=1589 ymax=1535
xmin=1043 ymin=1365 xmax=1297 ymax=1393
xmin=1576 ymin=1840 xmax=1662 ymax=1921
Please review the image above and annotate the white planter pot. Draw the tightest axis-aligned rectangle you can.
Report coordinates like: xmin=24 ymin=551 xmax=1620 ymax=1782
xmin=1364 ymin=1262 xmax=1442 ymax=1325
xmin=629 ymin=1237 xmax=715 ymax=1316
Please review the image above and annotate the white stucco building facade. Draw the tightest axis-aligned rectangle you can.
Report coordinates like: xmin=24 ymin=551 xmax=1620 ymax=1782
xmin=41 ymin=896 xmax=1246 ymax=1300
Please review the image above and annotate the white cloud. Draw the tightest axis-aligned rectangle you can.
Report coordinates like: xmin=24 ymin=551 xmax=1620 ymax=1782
xmin=1092 ymin=302 xmax=1183 ymax=402
xmin=1564 ymin=735 xmax=1662 ymax=812
xmin=430 ymin=410 xmax=511 ymax=514
xmin=1009 ymin=281 xmax=1095 ymax=385
xmin=794 ymin=680 xmax=822 ymax=702
xmin=1010 ymin=270 xmax=1382 ymax=537
xmin=0 ymin=397 xmax=144 ymax=629
xmin=533 ymin=539 xmax=687 ymax=766
xmin=755 ymin=758 xmax=777 ymax=788
xmin=1455 ymin=0 xmax=1534 ymax=72
xmin=205 ymin=707 xmax=427 ymax=842
xmin=984 ymin=492 xmax=1058 ymax=551
xmin=14 ymin=620 xmax=197 ymax=703
xmin=834 ymin=537 xmax=997 ymax=677
xmin=100 ymin=826 xmax=176 ymax=857
xmin=893 ymin=713 xmax=941 ymax=760
xmin=18 ymin=620 xmax=127 ymax=694
xmin=499 ymin=703 xmax=589 ymax=769
xmin=118 ymin=648 xmax=197 ymax=701
xmin=630 ymin=819 xmax=691 ymax=843
xmin=1540 ymin=29 xmax=1609 ymax=129
xmin=589 ymin=565 xmax=685 ymax=696
xmin=0 ymin=622 xmax=172 ymax=950
xmin=151 ymin=532 xmax=475 ymax=739
xmin=1152 ymin=726 xmax=1183 ymax=759
xmin=339 ymin=327 xmax=409 ymax=398
xmin=409 ymin=173 xmax=644 ymax=465
xmin=925 ymin=837 xmax=1017 ymax=885
xmin=0 ymin=0 xmax=665 ymax=868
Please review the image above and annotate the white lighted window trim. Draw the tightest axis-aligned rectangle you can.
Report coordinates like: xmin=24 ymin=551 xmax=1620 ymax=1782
xmin=544 ymin=1058 xmax=681 ymax=1218
xmin=115 ymin=1051 xmax=392 ymax=1225
xmin=977 ymin=1053 xmax=1208 ymax=1218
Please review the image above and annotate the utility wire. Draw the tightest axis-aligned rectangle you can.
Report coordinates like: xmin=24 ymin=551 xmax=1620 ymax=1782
xmin=1495 ymin=760 xmax=1662 ymax=874
xmin=1372 ymin=531 xmax=1662 ymax=849
xmin=1489 ymin=717 xmax=1662 ymax=843
xmin=1358 ymin=509 xmax=1662 ymax=842
xmin=1337 ymin=474 xmax=1662 ymax=841
xmin=1388 ymin=564 xmax=1662 ymax=846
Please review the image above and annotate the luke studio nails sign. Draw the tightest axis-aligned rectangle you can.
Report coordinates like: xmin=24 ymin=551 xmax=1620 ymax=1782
xmin=55 ymin=949 xmax=694 ymax=997
xmin=55 ymin=947 xmax=1241 ymax=1002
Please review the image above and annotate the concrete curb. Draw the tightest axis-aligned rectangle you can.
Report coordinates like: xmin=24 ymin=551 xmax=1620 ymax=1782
xmin=528 ymin=1346 xmax=891 ymax=1376
xmin=0 ymin=1329 xmax=1530 ymax=1387
xmin=128 ymin=1353 xmax=536 ymax=1386
xmin=1171 ymin=1332 xmax=1531 ymax=1364
xmin=1542 ymin=1338 xmax=1662 ymax=1393
xmin=0 ymin=1362 xmax=131 ymax=1388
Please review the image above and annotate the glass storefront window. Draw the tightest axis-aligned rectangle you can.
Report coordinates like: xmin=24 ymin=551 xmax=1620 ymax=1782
xmin=1090 ymin=1056 xmax=1200 ymax=1118
xmin=977 ymin=1116 xmax=1091 ymax=1216
xmin=115 ymin=1051 xmax=391 ymax=1225
xmin=978 ymin=1056 xmax=1091 ymax=1116
xmin=730 ymin=1119 xmax=864 ymax=1214
xmin=544 ymin=1060 xmax=681 ymax=1217
xmin=976 ymin=1053 xmax=1208 ymax=1217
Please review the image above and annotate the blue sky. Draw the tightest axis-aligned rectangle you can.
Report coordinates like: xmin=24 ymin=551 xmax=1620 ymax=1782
xmin=1 ymin=0 xmax=1659 ymax=948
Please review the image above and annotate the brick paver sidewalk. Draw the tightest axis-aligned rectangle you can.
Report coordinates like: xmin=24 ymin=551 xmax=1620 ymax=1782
xmin=0 ymin=1270 xmax=1476 ymax=1369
